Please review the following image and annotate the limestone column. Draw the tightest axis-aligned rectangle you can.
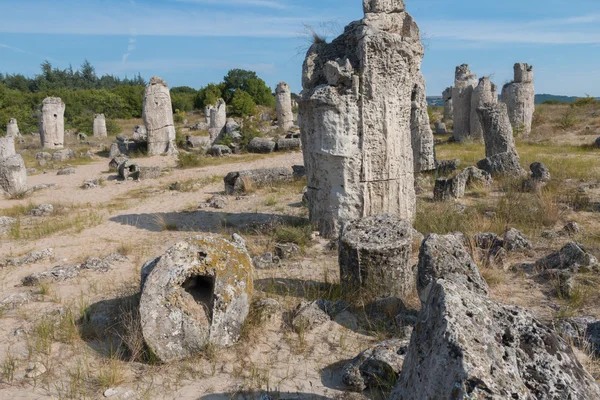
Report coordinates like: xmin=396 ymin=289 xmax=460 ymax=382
xmin=0 ymin=137 xmax=27 ymax=196
xmin=276 ymin=82 xmax=294 ymax=130
xmin=442 ymin=87 xmax=453 ymax=122
xmin=39 ymin=97 xmax=65 ymax=149
xmin=501 ymin=63 xmax=535 ymax=137
xmin=6 ymin=118 xmax=20 ymax=138
xmin=451 ymin=65 xmax=478 ymax=142
xmin=93 ymin=114 xmax=107 ymax=137
xmin=142 ymin=76 xmax=178 ymax=155
xmin=411 ymin=72 xmax=436 ymax=172
xmin=470 ymin=77 xmax=498 ymax=141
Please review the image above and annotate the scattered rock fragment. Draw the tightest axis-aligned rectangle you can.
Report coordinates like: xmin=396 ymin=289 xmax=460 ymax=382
xmin=57 ymin=167 xmax=76 ymax=176
xmin=252 ymin=253 xmax=281 ymax=269
xmin=29 ymin=203 xmax=54 ymax=217
xmin=535 ymin=242 xmax=599 ymax=272
xmin=224 ymin=166 xmax=304 ymax=195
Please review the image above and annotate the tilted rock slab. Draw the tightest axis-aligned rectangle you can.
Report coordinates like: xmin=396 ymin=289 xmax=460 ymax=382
xmin=6 ymin=118 xmax=20 ymax=138
xmin=451 ymin=64 xmax=478 ymax=142
xmin=410 ymin=72 xmax=436 ymax=172
xmin=442 ymin=86 xmax=453 ymax=121
xmin=139 ymin=236 xmax=254 ymax=362
xmin=339 ymin=214 xmax=413 ymax=298
xmin=143 ymin=76 xmax=177 ymax=155
xmin=93 ymin=114 xmax=107 ymax=137
xmin=276 ymin=82 xmax=294 ymax=130
xmin=470 ymin=77 xmax=498 ymax=141
xmin=299 ymin=0 xmax=423 ymax=237
xmin=390 ymin=233 xmax=600 ymax=399
xmin=39 ymin=97 xmax=65 ymax=149
xmin=501 ymin=63 xmax=535 ymax=136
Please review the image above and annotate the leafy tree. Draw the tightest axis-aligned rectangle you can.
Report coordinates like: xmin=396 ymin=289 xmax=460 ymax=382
xmin=195 ymin=83 xmax=224 ymax=109
xmin=222 ymin=69 xmax=274 ymax=107
xmin=229 ymin=89 xmax=257 ymax=117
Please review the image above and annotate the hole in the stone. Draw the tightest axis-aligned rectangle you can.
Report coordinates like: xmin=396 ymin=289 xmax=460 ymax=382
xmin=53 ymin=114 xmax=57 ymax=118
xmin=182 ymin=275 xmax=214 ymax=323
xmin=198 ymin=251 xmax=207 ymax=261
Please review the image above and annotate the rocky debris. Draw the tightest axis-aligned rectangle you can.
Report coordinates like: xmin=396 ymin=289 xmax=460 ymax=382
xmin=247 ymin=137 xmax=276 ymax=153
xmin=224 ymin=166 xmax=305 ymax=195
xmin=274 ymin=243 xmax=301 ymax=260
xmin=343 ymin=339 xmax=409 ymax=392
xmin=501 ymin=63 xmax=535 ymax=136
xmin=109 ymin=155 xmax=128 ymax=171
xmin=35 ymin=152 xmax=52 ymax=160
xmin=390 ymin=233 xmax=600 ymax=400
xmin=30 ymin=183 xmax=57 ymax=192
xmin=276 ymin=138 xmax=301 ymax=152
xmin=225 ymin=118 xmax=240 ymax=134
xmin=434 ymin=121 xmax=447 ymax=135
xmin=51 ymin=149 xmax=76 ymax=162
xmin=39 ymin=97 xmax=65 ymax=149
xmin=25 ymin=362 xmax=47 ymax=378
xmin=22 ymin=253 xmax=126 ymax=286
xmin=139 ymin=236 xmax=254 ymax=362
xmin=562 ymin=221 xmax=582 ymax=236
xmin=93 ymin=114 xmax=107 ymax=137
xmin=522 ymin=161 xmax=551 ymax=192
xmin=276 ymin=82 xmax=294 ymax=130
xmin=6 ymin=118 xmax=20 ymax=138
xmin=442 ymin=86 xmax=453 ymax=121
xmin=253 ymin=298 xmax=281 ymax=322
xmin=1 ymin=248 xmax=54 ymax=268
xmin=108 ymin=142 xmax=121 ymax=158
xmin=143 ymin=77 xmax=178 ymax=155
xmin=188 ymin=122 xmax=209 ymax=132
xmin=76 ymin=132 xmax=88 ymax=141
xmin=29 ymin=203 xmax=54 ymax=217
xmin=132 ymin=125 xmax=147 ymax=141
xmin=433 ymin=166 xmax=492 ymax=201
xmin=339 ymin=215 xmax=413 ymax=298
xmin=299 ymin=2 xmax=422 ymax=238
xmin=291 ymin=299 xmax=347 ymax=333
xmin=451 ymin=64 xmax=478 ymax=142
xmin=56 ymin=167 xmax=76 ymax=175
xmin=0 ymin=137 xmax=28 ymax=197
xmin=535 ymin=242 xmax=599 ymax=272
xmin=411 ymin=72 xmax=436 ymax=172
xmin=82 ymin=179 xmax=100 ymax=189
xmin=1 ymin=292 xmax=33 ymax=308
xmin=205 ymin=195 xmax=228 ymax=209
xmin=477 ymin=152 xmax=525 ymax=177
xmin=470 ymin=77 xmax=498 ymax=141
xmin=186 ymin=135 xmax=210 ymax=150
xmin=252 ymin=252 xmax=281 ymax=269
xmin=0 ymin=216 xmax=17 ymax=227
xmin=209 ymin=144 xmax=231 ymax=157
xmin=557 ymin=317 xmax=600 ymax=357
xmin=503 ymin=227 xmax=532 ymax=251
xmin=434 ymin=158 xmax=460 ymax=175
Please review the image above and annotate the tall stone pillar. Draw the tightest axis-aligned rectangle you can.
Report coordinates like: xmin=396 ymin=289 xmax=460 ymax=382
xmin=470 ymin=77 xmax=498 ymax=141
xmin=442 ymin=87 xmax=453 ymax=122
xmin=93 ymin=114 xmax=108 ymax=137
xmin=411 ymin=72 xmax=436 ymax=172
xmin=209 ymin=99 xmax=227 ymax=143
xmin=501 ymin=63 xmax=535 ymax=136
xmin=0 ymin=137 xmax=27 ymax=197
xmin=276 ymin=82 xmax=294 ymax=130
xmin=451 ymin=65 xmax=478 ymax=142
xmin=143 ymin=76 xmax=178 ymax=155
xmin=6 ymin=118 xmax=20 ymax=138
xmin=40 ymin=97 xmax=65 ymax=149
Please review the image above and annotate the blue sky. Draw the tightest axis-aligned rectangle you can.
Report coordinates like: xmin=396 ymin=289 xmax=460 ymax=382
xmin=1 ymin=0 xmax=599 ymax=96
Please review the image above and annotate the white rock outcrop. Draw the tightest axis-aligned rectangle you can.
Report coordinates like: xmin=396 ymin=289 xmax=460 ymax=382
xmin=0 ymin=137 xmax=27 ymax=197
xmin=501 ymin=63 xmax=535 ymax=136
xmin=276 ymin=82 xmax=294 ymax=130
xmin=470 ymin=77 xmax=498 ymax=141
xmin=410 ymin=72 xmax=436 ymax=172
xmin=6 ymin=118 xmax=20 ymax=138
xmin=39 ymin=97 xmax=65 ymax=149
xmin=93 ymin=114 xmax=107 ymax=137
xmin=209 ymin=99 xmax=227 ymax=143
xmin=142 ymin=76 xmax=177 ymax=155
xmin=451 ymin=64 xmax=478 ymax=142
xmin=299 ymin=0 xmax=423 ymax=237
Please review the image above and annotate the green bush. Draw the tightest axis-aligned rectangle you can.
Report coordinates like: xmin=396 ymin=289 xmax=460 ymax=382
xmin=173 ymin=109 xmax=186 ymax=123
xmin=542 ymin=99 xmax=563 ymax=105
xmin=230 ymin=90 xmax=257 ymax=117
xmin=573 ymin=95 xmax=598 ymax=107
xmin=222 ymin=69 xmax=275 ymax=108
xmin=195 ymin=83 xmax=225 ymax=109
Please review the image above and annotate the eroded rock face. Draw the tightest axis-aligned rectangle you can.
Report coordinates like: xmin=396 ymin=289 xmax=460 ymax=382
xmin=276 ymin=82 xmax=294 ymax=130
xmin=339 ymin=214 xmax=413 ymax=298
xmin=470 ymin=77 xmax=498 ymax=141
xmin=451 ymin=65 xmax=478 ymax=142
xmin=40 ymin=97 xmax=65 ymax=149
xmin=143 ymin=77 xmax=177 ymax=155
xmin=442 ymin=87 xmax=453 ymax=121
xmin=433 ymin=166 xmax=492 ymax=202
xmin=209 ymin=99 xmax=227 ymax=141
xmin=6 ymin=118 xmax=20 ymax=138
xmin=223 ymin=166 xmax=304 ymax=195
xmin=299 ymin=1 xmax=423 ymax=237
xmin=391 ymin=233 xmax=600 ymax=400
xmin=93 ymin=114 xmax=107 ymax=137
xmin=411 ymin=72 xmax=436 ymax=172
xmin=0 ymin=137 xmax=27 ymax=197
xmin=139 ymin=236 xmax=254 ymax=362
xmin=501 ymin=63 xmax=535 ymax=136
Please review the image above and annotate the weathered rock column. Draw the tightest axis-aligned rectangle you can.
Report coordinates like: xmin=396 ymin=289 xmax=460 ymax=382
xmin=339 ymin=215 xmax=413 ymax=298
xmin=470 ymin=77 xmax=497 ymax=141
xmin=204 ymin=105 xmax=212 ymax=124
xmin=142 ymin=76 xmax=178 ymax=155
xmin=299 ymin=0 xmax=423 ymax=237
xmin=276 ymin=82 xmax=294 ymax=130
xmin=501 ymin=63 xmax=535 ymax=136
xmin=6 ymin=118 xmax=20 ymax=138
xmin=209 ymin=99 xmax=227 ymax=143
xmin=39 ymin=97 xmax=65 ymax=149
xmin=442 ymin=87 xmax=453 ymax=122
xmin=93 ymin=114 xmax=107 ymax=137
xmin=451 ymin=65 xmax=478 ymax=142
xmin=0 ymin=137 xmax=27 ymax=197
xmin=411 ymin=72 xmax=436 ymax=172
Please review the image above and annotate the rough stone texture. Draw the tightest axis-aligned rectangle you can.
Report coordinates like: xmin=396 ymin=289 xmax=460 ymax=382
xmin=522 ymin=161 xmax=551 ymax=192
xmin=139 ymin=236 xmax=253 ymax=362
xmin=93 ymin=114 xmax=107 ymax=137
xmin=477 ymin=152 xmax=525 ymax=177
xmin=52 ymin=149 xmax=76 ymax=162
xmin=30 ymin=203 xmax=54 ymax=217
xmin=186 ymin=135 xmax=210 ymax=149
xmin=470 ymin=77 xmax=498 ymax=141
xmin=501 ymin=63 xmax=535 ymax=137
xmin=39 ymin=97 xmax=65 ymax=149
xmin=299 ymin=3 xmax=423 ymax=238
xmin=451 ymin=65 xmax=478 ymax=142
xmin=442 ymin=87 xmax=453 ymax=121
xmin=247 ymin=137 xmax=276 ymax=153
xmin=557 ymin=317 xmax=600 ymax=357
xmin=477 ymin=102 xmax=518 ymax=158
xmin=143 ymin=76 xmax=178 ymax=155
xmin=109 ymin=155 xmax=128 ymax=171
xmin=0 ymin=138 xmax=27 ymax=197
xmin=535 ymin=242 xmax=599 ymax=272
xmin=291 ymin=299 xmax=347 ymax=333
xmin=274 ymin=243 xmax=301 ymax=260
xmin=504 ymin=228 xmax=532 ymax=252
xmin=434 ymin=121 xmax=447 ymax=135
xmin=225 ymin=118 xmax=240 ymax=134
xmin=276 ymin=138 xmax=301 ymax=152
xmin=6 ymin=118 xmax=20 ymax=138
xmin=224 ymin=166 xmax=305 ymax=195
xmin=1 ymin=248 xmax=53 ymax=268
xmin=343 ymin=339 xmax=409 ymax=392
xmin=252 ymin=252 xmax=281 ymax=270
xmin=391 ymin=233 xmax=600 ymax=400
xmin=209 ymin=99 xmax=227 ymax=142
xmin=132 ymin=125 xmax=147 ymax=142
xmin=411 ymin=72 xmax=436 ymax=172
xmin=433 ymin=167 xmax=492 ymax=201
xmin=435 ymin=158 xmax=460 ymax=175
xmin=209 ymin=145 xmax=232 ymax=157
xmin=108 ymin=142 xmax=121 ymax=158
xmin=276 ymin=82 xmax=294 ymax=130
xmin=339 ymin=214 xmax=413 ymax=298
xmin=0 ymin=137 xmax=16 ymax=158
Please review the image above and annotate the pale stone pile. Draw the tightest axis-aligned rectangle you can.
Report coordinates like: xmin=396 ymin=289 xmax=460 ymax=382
xmin=299 ymin=0 xmax=424 ymax=237
xmin=275 ymin=82 xmax=294 ymax=130
xmin=93 ymin=114 xmax=107 ymax=137
xmin=410 ymin=72 xmax=436 ymax=172
xmin=501 ymin=63 xmax=535 ymax=136
xmin=0 ymin=136 xmax=27 ymax=197
xmin=6 ymin=118 xmax=20 ymax=138
xmin=142 ymin=76 xmax=178 ymax=155
xmin=39 ymin=97 xmax=65 ymax=149
xmin=451 ymin=64 xmax=478 ymax=142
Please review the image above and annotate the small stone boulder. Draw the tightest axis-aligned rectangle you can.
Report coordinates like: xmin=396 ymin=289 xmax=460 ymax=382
xmin=535 ymin=242 xmax=599 ymax=272
xmin=57 ymin=167 xmax=76 ymax=176
xmin=51 ymin=149 xmax=76 ymax=162
xmin=29 ymin=203 xmax=54 ymax=217
xmin=434 ymin=121 xmax=447 ymax=135
xmin=252 ymin=253 xmax=281 ymax=270
xmin=291 ymin=299 xmax=347 ymax=333
xmin=247 ymin=137 xmax=276 ymax=154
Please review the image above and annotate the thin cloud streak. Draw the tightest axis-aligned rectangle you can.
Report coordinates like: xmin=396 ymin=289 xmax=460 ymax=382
xmin=171 ymin=0 xmax=289 ymax=9
xmin=96 ymin=59 xmax=277 ymax=75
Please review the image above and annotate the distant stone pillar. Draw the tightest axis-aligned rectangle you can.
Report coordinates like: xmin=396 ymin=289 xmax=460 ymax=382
xmin=276 ymin=82 xmax=294 ymax=130
xmin=6 ymin=118 xmax=20 ymax=138
xmin=0 ymin=137 xmax=16 ymax=158
xmin=209 ymin=99 xmax=227 ymax=144
xmin=204 ymin=105 xmax=212 ymax=124
xmin=339 ymin=215 xmax=413 ymax=298
xmin=411 ymin=72 xmax=436 ymax=172
xmin=442 ymin=87 xmax=453 ymax=121
xmin=0 ymin=137 xmax=27 ymax=197
xmin=470 ymin=77 xmax=498 ymax=141
xmin=501 ymin=63 xmax=535 ymax=137
xmin=93 ymin=114 xmax=107 ymax=137
xmin=39 ymin=97 xmax=65 ymax=149
xmin=143 ymin=76 xmax=178 ymax=155
xmin=451 ymin=65 xmax=478 ymax=142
